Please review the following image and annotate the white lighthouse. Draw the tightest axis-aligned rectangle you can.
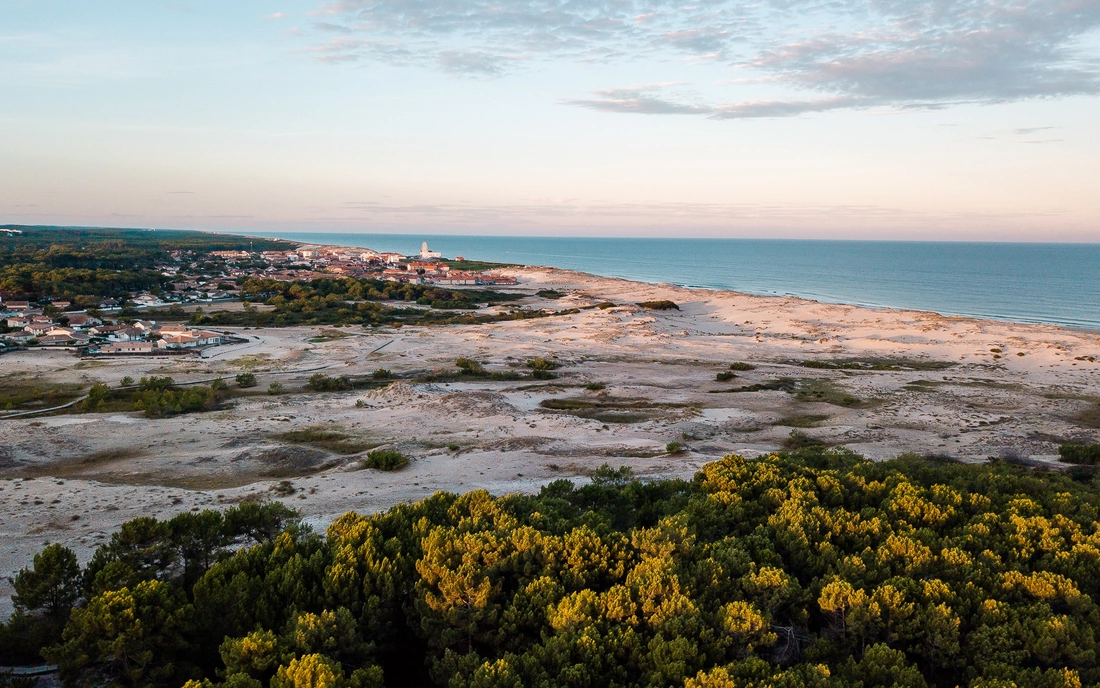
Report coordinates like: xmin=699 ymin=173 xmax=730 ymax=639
xmin=419 ymin=241 xmax=442 ymax=259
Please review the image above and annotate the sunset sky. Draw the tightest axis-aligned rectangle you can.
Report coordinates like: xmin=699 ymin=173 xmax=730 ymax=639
xmin=2 ymin=0 xmax=1099 ymax=240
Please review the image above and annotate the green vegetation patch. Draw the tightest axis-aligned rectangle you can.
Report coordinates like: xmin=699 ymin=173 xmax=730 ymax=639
xmin=636 ymin=299 xmax=679 ymax=310
xmin=363 ymin=449 xmax=408 ymax=471
xmin=0 ymin=379 xmax=86 ymax=412
xmin=728 ymin=362 xmax=756 ymax=371
xmin=77 ymin=376 xmax=228 ymax=418
xmin=782 ymin=429 xmax=830 ymax=450
xmin=1060 ymin=442 xmax=1100 ymax=465
xmin=774 ymin=413 xmax=831 ymax=428
xmin=536 ymin=289 xmax=565 ymax=299
xmin=793 ymin=378 xmax=868 ymax=408
xmin=277 ymin=426 xmax=375 ymax=455
xmin=540 ymin=396 xmax=691 ymax=423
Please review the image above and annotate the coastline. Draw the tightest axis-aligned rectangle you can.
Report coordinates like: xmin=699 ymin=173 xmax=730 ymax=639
xmin=232 ymin=231 xmax=1100 ymax=330
xmin=2 ymin=244 xmax=1099 ymax=620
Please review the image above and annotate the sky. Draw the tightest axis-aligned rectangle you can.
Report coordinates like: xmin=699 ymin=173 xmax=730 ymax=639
xmin=1 ymin=1 xmax=1099 ymax=241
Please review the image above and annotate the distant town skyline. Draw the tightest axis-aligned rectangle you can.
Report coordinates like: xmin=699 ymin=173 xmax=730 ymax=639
xmin=2 ymin=0 xmax=1100 ymax=241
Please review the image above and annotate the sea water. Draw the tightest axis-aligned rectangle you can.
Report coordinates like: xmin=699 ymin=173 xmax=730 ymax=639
xmin=239 ymin=233 xmax=1100 ymax=330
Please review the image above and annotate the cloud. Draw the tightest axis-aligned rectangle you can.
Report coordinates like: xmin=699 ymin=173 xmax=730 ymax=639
xmin=302 ymin=0 xmax=1100 ymax=116
xmin=566 ymin=85 xmax=861 ymax=120
xmin=264 ymin=12 xmax=286 ymax=20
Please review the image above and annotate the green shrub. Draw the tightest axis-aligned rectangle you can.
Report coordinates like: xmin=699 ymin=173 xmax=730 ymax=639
xmin=526 ymin=357 xmax=561 ymax=371
xmin=138 ymin=376 xmax=174 ymax=392
xmin=728 ymin=362 xmax=755 ymax=371
xmin=715 ymin=371 xmax=736 ymax=382
xmin=536 ymin=289 xmax=564 ymax=300
xmin=363 ymin=449 xmax=408 ymax=471
xmin=371 ymin=368 xmax=392 ymax=379
xmin=637 ymin=300 xmax=678 ymax=310
xmin=306 ymin=373 xmax=351 ymax=392
xmin=666 ymin=441 xmax=683 ymax=454
xmin=455 ymin=357 xmax=486 ymax=375
xmin=235 ymin=372 xmax=257 ymax=388
xmin=1059 ymin=443 xmax=1100 ymax=465
xmin=119 ymin=376 xmax=134 ymax=387
xmin=267 ymin=382 xmax=284 ymax=395
xmin=585 ymin=382 xmax=607 ymax=391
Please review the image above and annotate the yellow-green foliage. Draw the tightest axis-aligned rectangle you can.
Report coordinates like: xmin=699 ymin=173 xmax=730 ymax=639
xmin=12 ymin=449 xmax=1100 ymax=688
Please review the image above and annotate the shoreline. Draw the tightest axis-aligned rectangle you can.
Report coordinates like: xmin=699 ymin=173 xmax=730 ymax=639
xmin=224 ymin=229 xmax=1100 ymax=332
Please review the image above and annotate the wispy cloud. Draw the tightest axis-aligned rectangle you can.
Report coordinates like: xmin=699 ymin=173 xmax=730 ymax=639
xmin=301 ymin=0 xmax=1100 ymax=117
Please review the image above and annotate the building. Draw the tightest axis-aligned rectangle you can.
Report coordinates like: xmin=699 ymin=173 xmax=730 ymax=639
xmin=101 ymin=341 xmax=164 ymax=354
xmin=419 ymin=242 xmax=442 ymax=259
xmin=65 ymin=314 xmax=103 ymax=329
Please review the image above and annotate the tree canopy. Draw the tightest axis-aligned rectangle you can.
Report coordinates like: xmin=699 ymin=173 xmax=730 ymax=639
xmin=5 ymin=449 xmax=1100 ymax=688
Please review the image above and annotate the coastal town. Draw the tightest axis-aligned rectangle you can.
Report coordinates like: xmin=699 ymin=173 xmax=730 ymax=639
xmin=0 ymin=240 xmax=515 ymax=353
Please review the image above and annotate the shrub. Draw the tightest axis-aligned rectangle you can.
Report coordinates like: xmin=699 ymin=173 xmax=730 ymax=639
xmin=363 ymin=449 xmax=408 ymax=471
xmin=716 ymin=371 xmax=736 ymax=382
xmin=1059 ymin=443 xmax=1100 ymax=465
xmin=455 ymin=357 xmax=486 ymax=375
xmin=371 ymin=368 xmax=392 ymax=379
xmin=267 ymin=382 xmax=284 ymax=395
xmin=728 ymin=362 xmax=755 ymax=371
xmin=536 ymin=289 xmax=564 ymax=300
xmin=236 ymin=372 xmax=257 ymax=388
xmin=666 ymin=441 xmax=683 ymax=454
xmin=306 ymin=373 xmax=351 ymax=392
xmin=531 ymin=369 xmax=557 ymax=380
xmin=119 ymin=376 xmax=134 ymax=387
xmin=526 ymin=357 xmax=560 ymax=371
xmin=585 ymin=382 xmax=607 ymax=391
xmin=637 ymin=300 xmax=679 ymax=310
xmin=81 ymin=384 xmax=112 ymax=412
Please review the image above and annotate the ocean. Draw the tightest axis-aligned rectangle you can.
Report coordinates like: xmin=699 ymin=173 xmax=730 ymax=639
xmin=239 ymin=232 xmax=1100 ymax=330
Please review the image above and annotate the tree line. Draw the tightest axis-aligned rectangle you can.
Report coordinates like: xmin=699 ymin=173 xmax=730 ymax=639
xmin=4 ymin=449 xmax=1100 ymax=688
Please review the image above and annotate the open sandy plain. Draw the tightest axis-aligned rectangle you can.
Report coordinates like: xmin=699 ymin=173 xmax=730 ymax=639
xmin=2 ymin=266 xmax=1099 ymax=617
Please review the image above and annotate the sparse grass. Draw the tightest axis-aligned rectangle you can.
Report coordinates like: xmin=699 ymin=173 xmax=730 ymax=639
xmin=774 ymin=414 xmax=831 ymax=428
xmin=709 ymin=378 xmax=799 ymax=394
xmin=308 ymin=329 xmax=354 ymax=343
xmin=539 ymin=397 xmax=691 ymax=424
xmin=1072 ymin=404 xmax=1100 ymax=429
xmin=0 ymin=379 xmax=86 ymax=412
xmin=277 ymin=426 xmax=375 ymax=455
xmin=228 ymin=353 xmax=272 ymax=370
xmin=6 ymin=448 xmax=144 ymax=479
xmin=783 ymin=430 xmax=828 ymax=450
xmin=636 ymin=300 xmax=679 ymax=310
xmin=793 ymin=379 xmax=867 ymax=408
xmin=363 ymin=449 xmax=408 ymax=471
xmin=796 ymin=357 xmax=955 ymax=371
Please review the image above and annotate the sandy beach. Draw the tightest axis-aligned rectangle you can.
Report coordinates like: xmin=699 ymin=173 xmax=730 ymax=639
xmin=2 ymin=266 xmax=1098 ymax=618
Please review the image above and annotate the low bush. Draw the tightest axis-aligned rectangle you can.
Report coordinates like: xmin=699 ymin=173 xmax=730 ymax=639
xmin=235 ymin=372 xmax=257 ymax=388
xmin=585 ymin=381 xmax=607 ymax=391
xmin=267 ymin=382 xmax=284 ymax=395
xmin=1059 ymin=442 xmax=1100 ymax=465
xmin=363 ymin=449 xmax=408 ymax=471
xmin=715 ymin=371 xmax=737 ymax=382
xmin=728 ymin=362 xmax=755 ymax=371
xmin=666 ymin=441 xmax=683 ymax=454
xmin=637 ymin=300 xmax=679 ymax=310
xmin=371 ymin=368 xmax=392 ymax=379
